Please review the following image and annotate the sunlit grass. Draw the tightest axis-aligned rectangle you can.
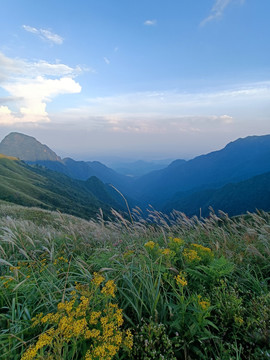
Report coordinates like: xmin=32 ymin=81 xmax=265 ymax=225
xmin=0 ymin=204 xmax=269 ymax=359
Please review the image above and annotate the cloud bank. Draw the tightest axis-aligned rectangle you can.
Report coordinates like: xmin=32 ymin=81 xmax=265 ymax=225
xmin=0 ymin=52 xmax=81 ymax=125
xmin=53 ymin=81 xmax=270 ymax=136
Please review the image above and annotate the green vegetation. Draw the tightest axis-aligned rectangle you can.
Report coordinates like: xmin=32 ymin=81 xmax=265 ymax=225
xmin=0 ymin=158 xmax=124 ymax=219
xmin=164 ymin=171 xmax=270 ymax=217
xmin=0 ymin=203 xmax=269 ymax=359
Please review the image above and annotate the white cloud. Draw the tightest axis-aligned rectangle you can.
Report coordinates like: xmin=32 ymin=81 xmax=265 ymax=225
xmin=200 ymin=0 xmax=245 ymax=26
xmin=144 ymin=19 xmax=157 ymax=26
xmin=103 ymin=57 xmax=110 ymax=65
xmin=83 ymin=82 xmax=270 ymax=120
xmin=0 ymin=52 xmax=82 ymax=125
xmin=22 ymin=25 xmax=63 ymax=44
xmin=22 ymin=25 xmax=39 ymax=34
xmin=220 ymin=114 xmax=233 ymax=124
xmin=51 ymin=81 xmax=269 ymax=135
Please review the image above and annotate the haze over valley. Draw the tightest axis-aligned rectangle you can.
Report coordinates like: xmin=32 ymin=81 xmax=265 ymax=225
xmin=0 ymin=131 xmax=270 ymax=218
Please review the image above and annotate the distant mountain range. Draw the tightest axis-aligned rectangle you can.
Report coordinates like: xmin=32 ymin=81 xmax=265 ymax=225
xmin=0 ymin=131 xmax=270 ymax=218
xmin=133 ymin=135 xmax=270 ymax=206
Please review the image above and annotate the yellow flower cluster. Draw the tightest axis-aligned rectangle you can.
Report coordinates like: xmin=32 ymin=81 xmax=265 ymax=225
xmin=191 ymin=244 xmax=214 ymax=259
xmin=197 ymin=295 xmax=211 ymax=310
xmin=40 ymin=258 xmax=48 ymax=273
xmin=1 ymin=276 xmax=14 ymax=288
xmin=101 ymin=280 xmax=117 ymax=298
xmin=89 ymin=311 xmax=102 ymax=325
xmin=10 ymin=266 xmax=21 ymax=271
xmin=183 ymin=249 xmax=201 ymax=262
xmin=21 ymin=329 xmax=54 ymax=360
xmin=175 ymin=272 xmax=188 ymax=287
xmin=170 ymin=237 xmax=184 ymax=245
xmin=161 ymin=248 xmax=172 ymax=256
xmin=53 ymin=256 xmax=68 ymax=265
xmin=144 ymin=241 xmax=156 ymax=250
xmin=21 ymin=278 xmax=133 ymax=360
xmin=92 ymin=272 xmax=105 ymax=286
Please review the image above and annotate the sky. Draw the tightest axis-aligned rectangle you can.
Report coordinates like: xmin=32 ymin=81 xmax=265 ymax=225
xmin=0 ymin=0 xmax=269 ymax=161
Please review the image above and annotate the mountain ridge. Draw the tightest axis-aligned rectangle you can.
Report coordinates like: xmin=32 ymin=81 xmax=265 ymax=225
xmin=133 ymin=134 xmax=270 ymax=205
xmin=0 ymin=132 xmax=132 ymax=193
xmin=1 ymin=131 xmax=270 ymax=217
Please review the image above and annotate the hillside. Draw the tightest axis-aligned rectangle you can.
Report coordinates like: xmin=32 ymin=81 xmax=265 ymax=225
xmin=0 ymin=202 xmax=269 ymax=359
xmin=0 ymin=157 xmax=125 ymax=219
xmin=134 ymin=135 xmax=270 ymax=205
xmin=163 ymin=171 xmax=270 ymax=216
xmin=0 ymin=132 xmax=132 ymax=192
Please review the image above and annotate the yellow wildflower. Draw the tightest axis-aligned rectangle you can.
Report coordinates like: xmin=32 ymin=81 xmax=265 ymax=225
xmin=198 ymin=296 xmax=211 ymax=310
xmin=89 ymin=311 xmax=101 ymax=325
xmin=21 ymin=282 xmax=133 ymax=360
xmin=10 ymin=266 xmax=21 ymax=271
xmin=40 ymin=312 xmax=61 ymax=324
xmin=115 ymin=308 xmax=124 ymax=327
xmin=144 ymin=241 xmax=155 ymax=249
xmin=92 ymin=272 xmax=105 ymax=286
xmin=175 ymin=272 xmax=188 ymax=287
xmin=123 ymin=329 xmax=133 ymax=350
xmin=113 ymin=331 xmax=123 ymax=345
xmin=21 ymin=345 xmax=38 ymax=360
xmin=102 ymin=322 xmax=115 ymax=338
xmin=85 ymin=328 xmax=101 ymax=339
xmin=183 ymin=249 xmax=201 ymax=262
xmin=85 ymin=350 xmax=93 ymax=360
xmin=72 ymin=318 xmax=88 ymax=337
xmin=161 ymin=248 xmax=172 ymax=256
xmin=191 ymin=243 xmax=213 ymax=257
xmin=75 ymin=296 xmax=90 ymax=317
xmin=31 ymin=313 xmax=43 ymax=327
xmin=101 ymin=280 xmax=117 ymax=298
xmin=173 ymin=237 xmax=184 ymax=245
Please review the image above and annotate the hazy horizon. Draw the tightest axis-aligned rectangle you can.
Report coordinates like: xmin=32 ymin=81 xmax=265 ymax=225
xmin=0 ymin=0 xmax=269 ymax=160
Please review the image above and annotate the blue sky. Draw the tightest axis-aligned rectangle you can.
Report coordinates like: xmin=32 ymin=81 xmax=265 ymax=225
xmin=0 ymin=0 xmax=269 ymax=160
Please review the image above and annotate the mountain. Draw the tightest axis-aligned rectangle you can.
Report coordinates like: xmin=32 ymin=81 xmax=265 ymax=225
xmin=0 ymin=132 xmax=132 ymax=193
xmin=1 ymin=132 xmax=270 ymax=218
xmin=0 ymin=156 xmax=125 ymax=219
xmin=163 ymin=171 xmax=270 ymax=217
xmin=0 ymin=132 xmax=61 ymax=162
xmin=134 ymin=135 xmax=270 ymax=206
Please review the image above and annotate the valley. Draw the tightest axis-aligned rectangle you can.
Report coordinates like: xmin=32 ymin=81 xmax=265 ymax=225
xmin=0 ymin=132 xmax=270 ymax=219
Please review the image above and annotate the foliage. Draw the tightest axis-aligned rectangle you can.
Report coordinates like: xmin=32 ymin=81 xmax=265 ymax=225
xmin=0 ymin=204 xmax=270 ymax=359
xmin=131 ymin=320 xmax=176 ymax=360
xmin=0 ymin=157 xmax=125 ymax=219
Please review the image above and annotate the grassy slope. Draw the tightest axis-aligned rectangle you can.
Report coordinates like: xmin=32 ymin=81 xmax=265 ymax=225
xmin=0 ymin=158 xmax=124 ymax=219
xmin=0 ymin=204 xmax=269 ymax=359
